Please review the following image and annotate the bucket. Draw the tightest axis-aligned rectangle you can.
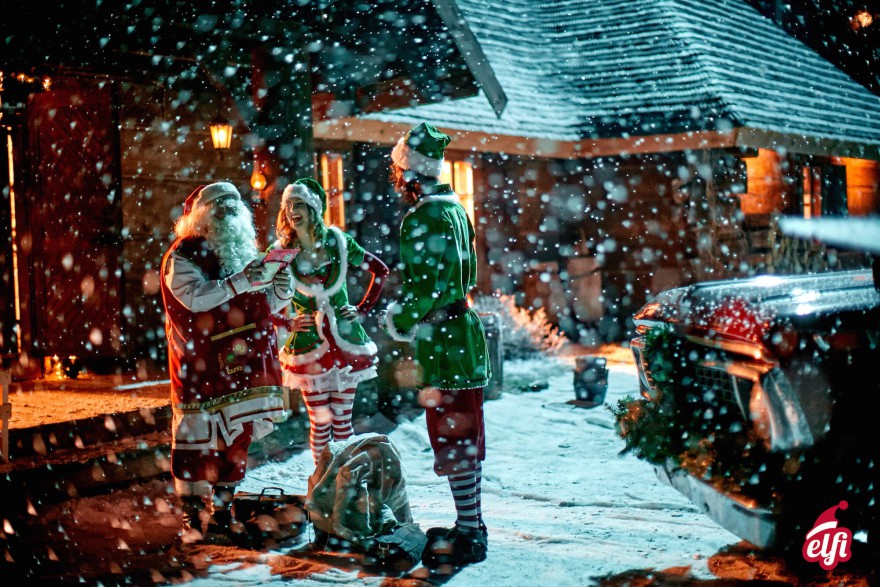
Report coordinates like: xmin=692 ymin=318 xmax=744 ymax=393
xmin=573 ymin=356 xmax=608 ymax=404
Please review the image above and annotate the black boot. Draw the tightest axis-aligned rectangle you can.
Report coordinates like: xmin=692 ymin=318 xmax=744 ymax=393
xmin=207 ymin=485 xmax=245 ymax=538
xmin=181 ymin=495 xmax=208 ymax=535
xmin=206 ymin=504 xmax=234 ymax=535
xmin=422 ymin=522 xmax=488 ymax=569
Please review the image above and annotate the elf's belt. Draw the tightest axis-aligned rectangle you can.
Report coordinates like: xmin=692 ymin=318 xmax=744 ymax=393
xmin=419 ymin=298 xmax=470 ymax=325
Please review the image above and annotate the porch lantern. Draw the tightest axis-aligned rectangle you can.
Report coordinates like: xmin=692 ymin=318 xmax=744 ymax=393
xmin=209 ymin=117 xmax=233 ymax=150
xmin=250 ymin=169 xmax=267 ymax=191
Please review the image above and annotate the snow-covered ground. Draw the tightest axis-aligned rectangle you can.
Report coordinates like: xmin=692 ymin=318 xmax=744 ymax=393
xmin=188 ymin=355 xmax=747 ymax=586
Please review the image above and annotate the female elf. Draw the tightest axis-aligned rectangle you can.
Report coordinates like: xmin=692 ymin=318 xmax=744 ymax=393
xmin=272 ymin=178 xmax=389 ymax=464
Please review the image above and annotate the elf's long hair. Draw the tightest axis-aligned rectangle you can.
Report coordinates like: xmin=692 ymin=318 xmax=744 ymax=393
xmin=390 ymin=163 xmax=437 ymax=206
xmin=275 ymin=196 xmax=327 ymax=249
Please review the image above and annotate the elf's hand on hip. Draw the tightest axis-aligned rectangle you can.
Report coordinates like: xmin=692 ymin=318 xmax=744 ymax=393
xmin=338 ymin=305 xmax=360 ymax=321
xmin=291 ymin=314 xmax=316 ymax=332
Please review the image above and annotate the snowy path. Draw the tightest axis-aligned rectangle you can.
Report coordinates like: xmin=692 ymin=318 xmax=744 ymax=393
xmin=189 ymin=356 xmax=743 ymax=586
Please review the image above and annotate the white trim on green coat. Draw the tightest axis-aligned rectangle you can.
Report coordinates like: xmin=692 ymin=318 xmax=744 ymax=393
xmin=281 ymin=226 xmax=378 ymax=366
xmin=383 ymin=301 xmax=415 ymax=343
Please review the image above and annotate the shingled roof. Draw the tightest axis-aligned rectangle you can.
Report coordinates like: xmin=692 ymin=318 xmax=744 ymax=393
xmin=361 ymin=0 xmax=880 ymax=157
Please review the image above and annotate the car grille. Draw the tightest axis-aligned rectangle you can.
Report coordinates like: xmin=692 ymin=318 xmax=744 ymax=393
xmin=693 ymin=363 xmax=754 ymax=421
xmin=633 ymin=334 xmax=756 ymax=422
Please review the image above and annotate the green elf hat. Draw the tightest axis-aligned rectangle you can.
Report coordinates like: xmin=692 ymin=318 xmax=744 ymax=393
xmin=281 ymin=177 xmax=326 ymax=217
xmin=391 ymin=122 xmax=451 ymax=178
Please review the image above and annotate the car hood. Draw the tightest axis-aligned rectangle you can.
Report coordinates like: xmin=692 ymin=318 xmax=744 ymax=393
xmin=640 ymin=269 xmax=879 ymax=337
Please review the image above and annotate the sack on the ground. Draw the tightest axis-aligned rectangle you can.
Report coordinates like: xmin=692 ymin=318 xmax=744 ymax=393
xmin=361 ymin=522 xmax=428 ymax=574
xmin=233 ymin=487 xmax=308 ymax=548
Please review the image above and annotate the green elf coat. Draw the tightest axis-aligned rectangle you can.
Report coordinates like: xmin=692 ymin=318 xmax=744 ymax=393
xmin=383 ymin=184 xmax=491 ymax=390
xmin=274 ymin=226 xmax=378 ymax=382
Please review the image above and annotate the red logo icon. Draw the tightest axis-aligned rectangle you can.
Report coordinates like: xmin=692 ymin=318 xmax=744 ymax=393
xmin=802 ymin=501 xmax=852 ymax=570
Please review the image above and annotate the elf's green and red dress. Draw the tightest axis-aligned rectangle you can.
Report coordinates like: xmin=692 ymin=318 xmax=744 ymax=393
xmin=275 ymin=226 xmax=382 ymax=391
xmin=383 ymin=184 xmax=491 ymax=474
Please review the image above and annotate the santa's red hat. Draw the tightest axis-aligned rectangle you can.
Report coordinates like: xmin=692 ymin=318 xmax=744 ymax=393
xmin=805 ymin=501 xmax=848 ymax=539
xmin=182 ymin=182 xmax=240 ymax=215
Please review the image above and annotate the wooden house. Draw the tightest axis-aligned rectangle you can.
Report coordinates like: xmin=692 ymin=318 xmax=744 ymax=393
xmin=310 ymin=0 xmax=880 ymax=342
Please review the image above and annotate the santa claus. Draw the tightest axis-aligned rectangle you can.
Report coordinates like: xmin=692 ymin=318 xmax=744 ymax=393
xmin=160 ymin=181 xmax=292 ymax=540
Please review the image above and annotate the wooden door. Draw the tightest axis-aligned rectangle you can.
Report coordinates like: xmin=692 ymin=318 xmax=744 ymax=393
xmin=0 ymin=126 xmax=16 ymax=357
xmin=26 ymin=78 xmax=124 ymax=362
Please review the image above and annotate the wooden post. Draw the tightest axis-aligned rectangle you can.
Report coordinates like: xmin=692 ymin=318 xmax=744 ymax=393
xmin=249 ymin=38 xmax=314 ymax=246
xmin=1 ymin=369 xmax=11 ymax=461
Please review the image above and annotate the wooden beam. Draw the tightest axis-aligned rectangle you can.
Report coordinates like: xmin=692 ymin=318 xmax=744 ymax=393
xmin=315 ymin=118 xmax=880 ymax=162
xmin=313 ymin=117 xmax=739 ymax=158
xmin=736 ymin=127 xmax=880 ymax=161
xmin=1 ymin=369 xmax=10 ymax=462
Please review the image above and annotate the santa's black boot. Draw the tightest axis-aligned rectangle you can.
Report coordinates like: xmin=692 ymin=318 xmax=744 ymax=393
xmin=207 ymin=485 xmax=245 ymax=539
xmin=181 ymin=495 xmax=208 ymax=536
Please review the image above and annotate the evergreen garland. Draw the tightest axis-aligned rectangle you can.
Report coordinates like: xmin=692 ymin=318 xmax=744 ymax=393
xmin=609 ymin=324 xmax=789 ymax=503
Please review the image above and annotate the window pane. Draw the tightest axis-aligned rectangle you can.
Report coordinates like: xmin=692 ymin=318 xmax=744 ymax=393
xmin=320 ymin=152 xmax=346 ymax=229
xmin=453 ymin=161 xmax=475 ymax=224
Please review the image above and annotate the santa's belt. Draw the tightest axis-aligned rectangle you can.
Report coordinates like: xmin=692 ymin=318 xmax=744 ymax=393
xmin=210 ymin=323 xmax=256 ymax=341
xmin=174 ymin=386 xmax=284 ymax=413
xmin=419 ymin=298 xmax=470 ymax=325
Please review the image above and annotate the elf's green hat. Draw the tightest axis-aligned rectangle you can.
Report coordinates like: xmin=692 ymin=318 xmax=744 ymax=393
xmin=391 ymin=122 xmax=451 ymax=177
xmin=281 ymin=177 xmax=326 ymax=217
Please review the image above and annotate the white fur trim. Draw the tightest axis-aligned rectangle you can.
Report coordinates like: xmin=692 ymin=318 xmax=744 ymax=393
xmin=280 ymin=228 xmax=377 ymax=364
xmin=413 ymin=194 xmax=459 ymax=211
xmin=279 ymin=306 xmax=376 ymax=364
xmin=171 ymin=392 xmax=286 ymax=451
xmin=434 ymin=380 xmax=491 ymax=391
xmin=316 ymin=295 xmax=378 ymax=356
xmin=282 ymin=365 xmax=377 ymax=393
xmin=384 ymin=301 xmax=415 ymax=342
xmin=280 ymin=338 xmax=331 ymax=366
xmin=289 ymin=226 xmax=348 ymax=298
xmin=391 ymin=136 xmax=444 ymax=177
xmin=198 ymin=181 xmax=241 ymax=206
xmin=282 ymin=182 xmax=323 ymax=218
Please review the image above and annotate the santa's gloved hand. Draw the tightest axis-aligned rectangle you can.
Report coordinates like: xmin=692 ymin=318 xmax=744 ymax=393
xmin=243 ymin=260 xmax=270 ymax=291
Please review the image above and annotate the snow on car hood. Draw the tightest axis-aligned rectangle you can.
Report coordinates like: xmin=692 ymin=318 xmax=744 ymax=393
xmin=641 ymin=269 xmax=879 ymax=340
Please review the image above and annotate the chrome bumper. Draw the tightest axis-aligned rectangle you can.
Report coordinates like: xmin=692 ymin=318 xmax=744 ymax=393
xmin=653 ymin=460 xmax=779 ymax=549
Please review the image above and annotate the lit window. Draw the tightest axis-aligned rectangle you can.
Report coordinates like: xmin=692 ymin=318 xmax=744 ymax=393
xmin=320 ymin=152 xmax=345 ymax=229
xmin=440 ymin=159 xmax=475 ymax=224
xmin=802 ymin=166 xmax=821 ymax=219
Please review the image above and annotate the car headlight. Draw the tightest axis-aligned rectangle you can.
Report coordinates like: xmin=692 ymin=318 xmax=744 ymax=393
xmin=763 ymin=325 xmax=799 ymax=362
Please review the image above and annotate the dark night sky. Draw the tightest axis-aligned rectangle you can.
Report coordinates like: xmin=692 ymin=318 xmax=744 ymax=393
xmin=746 ymin=0 xmax=880 ymax=97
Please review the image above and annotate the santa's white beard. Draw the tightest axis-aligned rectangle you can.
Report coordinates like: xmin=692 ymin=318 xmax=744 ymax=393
xmin=205 ymin=205 xmax=259 ymax=277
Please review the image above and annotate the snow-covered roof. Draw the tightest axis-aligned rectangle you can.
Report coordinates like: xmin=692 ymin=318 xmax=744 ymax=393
xmin=362 ymin=0 xmax=880 ymax=154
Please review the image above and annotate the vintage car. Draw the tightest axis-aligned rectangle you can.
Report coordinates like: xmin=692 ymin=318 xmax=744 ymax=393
xmin=627 ymin=217 xmax=880 ymax=559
